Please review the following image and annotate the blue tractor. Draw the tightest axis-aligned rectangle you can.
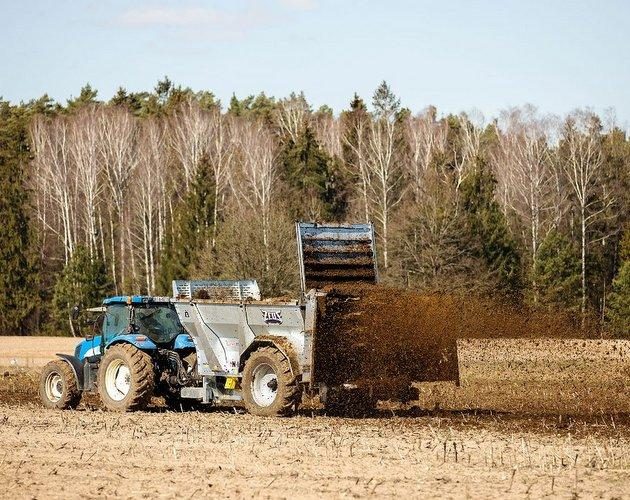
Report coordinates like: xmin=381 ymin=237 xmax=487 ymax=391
xmin=39 ymin=295 xmax=198 ymax=412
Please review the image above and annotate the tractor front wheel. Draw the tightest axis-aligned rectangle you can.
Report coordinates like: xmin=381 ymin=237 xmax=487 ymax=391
xmin=242 ymin=347 xmax=300 ymax=417
xmin=98 ymin=344 xmax=155 ymax=412
xmin=39 ymin=360 xmax=81 ymax=410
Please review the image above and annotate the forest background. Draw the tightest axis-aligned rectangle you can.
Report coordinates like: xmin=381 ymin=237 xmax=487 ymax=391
xmin=1 ymin=78 xmax=628 ymax=336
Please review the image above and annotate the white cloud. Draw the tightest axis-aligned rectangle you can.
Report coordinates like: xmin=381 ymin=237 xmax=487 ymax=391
xmin=279 ymin=0 xmax=317 ymax=11
xmin=116 ymin=4 xmax=272 ymax=40
xmin=118 ymin=7 xmax=223 ymax=27
xmin=116 ymin=2 xmax=313 ymax=41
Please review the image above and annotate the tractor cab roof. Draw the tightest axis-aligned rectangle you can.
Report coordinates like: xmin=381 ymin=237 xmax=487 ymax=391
xmin=102 ymin=296 xmax=172 ymax=306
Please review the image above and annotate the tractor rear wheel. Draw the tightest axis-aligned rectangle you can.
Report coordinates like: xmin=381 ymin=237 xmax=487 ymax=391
xmin=39 ymin=360 xmax=81 ymax=410
xmin=98 ymin=344 xmax=155 ymax=412
xmin=242 ymin=346 xmax=300 ymax=417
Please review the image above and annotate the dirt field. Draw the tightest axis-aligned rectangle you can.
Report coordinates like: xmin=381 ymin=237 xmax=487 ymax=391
xmin=0 ymin=404 xmax=628 ymax=499
xmin=1 ymin=337 xmax=629 ymax=498
xmin=0 ymin=336 xmax=77 ymax=368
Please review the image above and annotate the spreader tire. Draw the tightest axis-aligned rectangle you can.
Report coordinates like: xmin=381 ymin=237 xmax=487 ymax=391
xmin=98 ymin=344 xmax=155 ymax=412
xmin=39 ymin=360 xmax=81 ymax=410
xmin=242 ymin=347 xmax=300 ymax=417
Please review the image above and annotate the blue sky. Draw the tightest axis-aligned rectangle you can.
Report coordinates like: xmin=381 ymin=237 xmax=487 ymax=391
xmin=1 ymin=0 xmax=629 ymax=125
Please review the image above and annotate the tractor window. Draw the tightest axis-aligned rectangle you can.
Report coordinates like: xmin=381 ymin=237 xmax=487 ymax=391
xmin=103 ymin=305 xmax=129 ymax=342
xmin=133 ymin=306 xmax=182 ymax=344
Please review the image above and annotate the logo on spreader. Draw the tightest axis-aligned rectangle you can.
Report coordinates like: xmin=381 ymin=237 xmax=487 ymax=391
xmin=262 ymin=310 xmax=283 ymax=325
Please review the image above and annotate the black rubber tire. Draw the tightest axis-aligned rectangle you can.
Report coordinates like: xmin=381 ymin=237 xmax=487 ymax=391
xmin=97 ymin=344 xmax=155 ymax=412
xmin=242 ymin=347 xmax=301 ymax=417
xmin=39 ymin=360 xmax=82 ymax=410
xmin=324 ymin=388 xmax=377 ymax=417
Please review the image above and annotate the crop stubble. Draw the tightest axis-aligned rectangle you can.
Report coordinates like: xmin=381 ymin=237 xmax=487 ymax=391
xmin=1 ymin=284 xmax=628 ymax=498
xmin=0 ymin=402 xmax=628 ymax=499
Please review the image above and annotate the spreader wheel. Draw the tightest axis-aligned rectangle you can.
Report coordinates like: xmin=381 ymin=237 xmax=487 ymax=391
xmin=242 ymin=347 xmax=301 ymax=417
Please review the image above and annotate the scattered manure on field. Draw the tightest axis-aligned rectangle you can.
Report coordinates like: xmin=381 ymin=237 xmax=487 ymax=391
xmin=314 ymin=284 xmax=584 ymax=389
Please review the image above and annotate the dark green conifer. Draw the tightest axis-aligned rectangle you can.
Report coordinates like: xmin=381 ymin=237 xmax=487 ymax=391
xmin=157 ymin=157 xmax=216 ymax=293
xmin=533 ymin=230 xmax=581 ymax=311
xmin=52 ymin=246 xmax=111 ymax=335
xmin=0 ymin=101 xmax=38 ymax=335
xmin=460 ymin=163 xmax=523 ymax=296
xmin=607 ymin=229 xmax=630 ymax=336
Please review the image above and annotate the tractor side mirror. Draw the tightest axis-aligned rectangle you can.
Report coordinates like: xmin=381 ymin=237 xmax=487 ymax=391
xmin=71 ymin=305 xmax=80 ymax=321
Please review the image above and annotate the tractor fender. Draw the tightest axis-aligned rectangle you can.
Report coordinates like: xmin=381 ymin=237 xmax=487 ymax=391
xmin=240 ymin=336 xmax=301 ymax=378
xmin=173 ymin=333 xmax=195 ymax=350
xmin=106 ymin=334 xmax=158 ymax=352
xmin=55 ymin=354 xmax=84 ymax=391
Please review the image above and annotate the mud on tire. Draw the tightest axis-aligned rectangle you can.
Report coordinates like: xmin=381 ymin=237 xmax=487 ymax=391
xmin=39 ymin=360 xmax=82 ymax=410
xmin=242 ymin=346 xmax=301 ymax=417
xmin=98 ymin=344 xmax=155 ymax=412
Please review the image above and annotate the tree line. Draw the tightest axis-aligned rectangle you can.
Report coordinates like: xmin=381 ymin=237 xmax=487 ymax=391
xmin=0 ymin=78 xmax=628 ymax=336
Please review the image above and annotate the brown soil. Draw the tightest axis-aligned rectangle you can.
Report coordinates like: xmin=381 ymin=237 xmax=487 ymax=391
xmin=1 ymin=337 xmax=628 ymax=498
xmin=3 ymin=336 xmax=629 ymax=415
xmin=0 ymin=403 xmax=628 ymax=499
xmin=2 ymin=325 xmax=628 ymax=498
xmin=315 ymin=285 xmax=588 ymax=391
xmin=0 ymin=336 xmax=77 ymax=368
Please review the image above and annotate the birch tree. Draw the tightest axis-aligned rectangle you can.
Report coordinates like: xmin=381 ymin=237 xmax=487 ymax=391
xmin=313 ymin=110 xmax=342 ymax=159
xmin=561 ymin=110 xmax=614 ymax=316
xmin=134 ymin=119 xmax=168 ymax=294
xmin=169 ymin=98 xmax=213 ymax=191
xmin=365 ymin=82 xmax=405 ymax=269
xmin=494 ymin=106 xmax=558 ymax=298
xmin=454 ymin=112 xmax=484 ymax=195
xmin=230 ymin=119 xmax=279 ymax=274
xmin=70 ymin=106 xmax=103 ymax=258
xmin=404 ymin=107 xmax=448 ymax=203
xmin=206 ymin=111 xmax=235 ymax=248
xmin=99 ymin=106 xmax=138 ymax=292
xmin=30 ymin=116 xmax=78 ymax=263
xmin=274 ymin=92 xmax=310 ymax=142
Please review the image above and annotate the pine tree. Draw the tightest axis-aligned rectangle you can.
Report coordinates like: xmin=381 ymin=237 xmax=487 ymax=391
xmin=66 ymin=83 xmax=99 ymax=111
xmin=0 ymin=101 xmax=38 ymax=335
xmin=154 ymin=76 xmax=173 ymax=105
xmin=228 ymin=94 xmax=244 ymax=116
xmin=52 ymin=246 xmax=111 ymax=336
xmin=281 ymin=126 xmax=346 ymax=220
xmin=156 ymin=157 xmax=216 ymax=293
xmin=349 ymin=92 xmax=367 ymax=113
xmin=607 ymin=229 xmax=630 ymax=336
xmin=227 ymin=93 xmax=276 ymax=122
xmin=533 ymin=230 xmax=582 ymax=311
xmin=372 ymin=81 xmax=400 ymax=119
xmin=460 ymin=163 xmax=523 ymax=296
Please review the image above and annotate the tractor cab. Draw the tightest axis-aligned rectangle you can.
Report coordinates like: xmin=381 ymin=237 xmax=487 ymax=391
xmin=75 ymin=296 xmax=195 ymax=363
